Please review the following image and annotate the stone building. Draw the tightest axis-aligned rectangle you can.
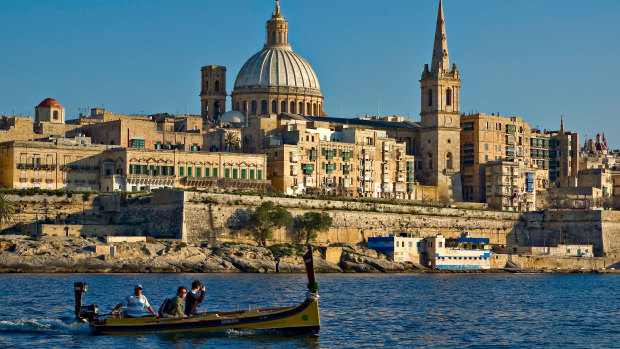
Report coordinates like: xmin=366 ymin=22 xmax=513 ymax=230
xmin=460 ymin=113 xmax=534 ymax=202
xmin=101 ymin=148 xmax=269 ymax=192
xmin=0 ymin=116 xmax=36 ymax=143
xmin=546 ymin=119 xmax=579 ymax=188
xmin=0 ymin=138 xmax=112 ymax=191
xmin=81 ymin=114 xmax=204 ymax=151
xmin=265 ymin=122 xmax=418 ymax=200
xmin=35 ymin=98 xmax=65 ymax=124
xmin=485 ymin=159 xmax=536 ymax=212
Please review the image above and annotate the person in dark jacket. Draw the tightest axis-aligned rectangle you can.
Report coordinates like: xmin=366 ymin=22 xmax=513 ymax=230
xmin=184 ymin=280 xmax=205 ymax=316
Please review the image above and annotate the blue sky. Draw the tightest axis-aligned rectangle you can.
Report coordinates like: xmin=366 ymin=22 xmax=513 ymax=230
xmin=1 ymin=0 xmax=619 ymax=148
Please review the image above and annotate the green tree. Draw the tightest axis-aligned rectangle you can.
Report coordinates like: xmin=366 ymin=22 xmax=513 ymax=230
xmin=224 ymin=131 xmax=240 ymax=152
xmin=0 ymin=194 xmax=15 ymax=230
xmin=249 ymin=201 xmax=293 ymax=246
xmin=297 ymin=211 xmax=333 ymax=244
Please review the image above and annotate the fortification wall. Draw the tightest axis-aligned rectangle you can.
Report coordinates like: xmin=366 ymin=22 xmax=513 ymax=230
xmin=182 ymin=192 xmax=520 ymax=245
xmin=512 ymin=210 xmax=620 ymax=257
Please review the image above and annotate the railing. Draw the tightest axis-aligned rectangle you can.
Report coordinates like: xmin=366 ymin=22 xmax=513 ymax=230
xmin=17 ymin=163 xmax=57 ymax=170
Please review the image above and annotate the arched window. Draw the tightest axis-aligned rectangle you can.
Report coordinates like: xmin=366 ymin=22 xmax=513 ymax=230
xmin=272 ymin=32 xmax=276 ymax=43
xmin=206 ymin=81 xmax=208 ymax=91
xmin=53 ymin=110 xmax=59 ymax=120
xmin=313 ymin=103 xmax=317 ymax=116
xmin=446 ymin=152 xmax=453 ymax=170
xmin=307 ymin=103 xmax=311 ymax=115
xmin=428 ymin=89 xmax=433 ymax=107
xmin=251 ymin=101 xmax=257 ymax=115
xmin=215 ymin=80 xmax=220 ymax=92
xmin=290 ymin=101 xmax=295 ymax=114
xmin=261 ymin=100 xmax=268 ymax=114
xmin=299 ymin=102 xmax=303 ymax=115
xmin=446 ymin=88 xmax=451 ymax=106
xmin=243 ymin=101 xmax=248 ymax=113
xmin=279 ymin=32 xmax=282 ymax=43
xmin=281 ymin=101 xmax=287 ymax=113
xmin=272 ymin=100 xmax=277 ymax=114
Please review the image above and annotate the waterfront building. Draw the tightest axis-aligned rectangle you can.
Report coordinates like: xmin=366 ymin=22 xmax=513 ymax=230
xmin=0 ymin=138 xmax=112 ymax=191
xmin=367 ymin=236 xmax=424 ymax=262
xmin=546 ymin=120 xmax=579 ymax=188
xmin=485 ymin=159 xmax=536 ymax=212
xmin=101 ymin=148 xmax=269 ymax=192
xmin=424 ymin=234 xmax=491 ymax=270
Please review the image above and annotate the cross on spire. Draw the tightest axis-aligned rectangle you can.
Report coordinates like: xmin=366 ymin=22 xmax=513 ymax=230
xmin=275 ymin=0 xmax=280 ymax=14
xmin=431 ymin=0 xmax=450 ymax=72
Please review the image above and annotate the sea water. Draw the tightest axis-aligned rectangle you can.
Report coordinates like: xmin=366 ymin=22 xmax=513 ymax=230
xmin=0 ymin=273 xmax=618 ymax=348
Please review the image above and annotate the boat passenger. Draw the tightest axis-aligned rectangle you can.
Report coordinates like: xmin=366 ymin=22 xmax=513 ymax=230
xmin=110 ymin=284 xmax=159 ymax=318
xmin=164 ymin=286 xmax=187 ymax=317
xmin=184 ymin=280 xmax=206 ymax=316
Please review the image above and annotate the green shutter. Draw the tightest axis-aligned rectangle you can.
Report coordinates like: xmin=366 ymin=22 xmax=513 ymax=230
xmin=205 ymin=167 xmax=210 ymax=177
xmin=225 ymin=168 xmax=230 ymax=178
xmin=257 ymin=170 xmax=262 ymax=180
xmin=180 ymin=166 xmax=184 ymax=176
xmin=250 ymin=169 xmax=255 ymax=179
xmin=213 ymin=168 xmax=218 ymax=177
xmin=232 ymin=169 xmax=238 ymax=179
xmin=241 ymin=169 xmax=246 ymax=179
xmin=196 ymin=167 xmax=201 ymax=177
xmin=188 ymin=167 xmax=192 ymax=177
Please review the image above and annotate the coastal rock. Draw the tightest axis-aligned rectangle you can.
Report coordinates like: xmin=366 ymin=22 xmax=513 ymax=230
xmin=226 ymin=256 xmax=276 ymax=273
xmin=339 ymin=261 xmax=380 ymax=273
xmin=313 ymin=258 xmax=343 ymax=273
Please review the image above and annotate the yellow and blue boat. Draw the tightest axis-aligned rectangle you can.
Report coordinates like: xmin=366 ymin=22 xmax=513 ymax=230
xmin=74 ymin=248 xmax=320 ymax=335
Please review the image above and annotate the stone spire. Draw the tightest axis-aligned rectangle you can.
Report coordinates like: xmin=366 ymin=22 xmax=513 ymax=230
xmin=431 ymin=0 xmax=450 ymax=72
xmin=265 ymin=0 xmax=290 ymax=47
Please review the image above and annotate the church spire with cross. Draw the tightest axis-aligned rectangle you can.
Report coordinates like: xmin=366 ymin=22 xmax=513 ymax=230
xmin=265 ymin=0 xmax=290 ymax=47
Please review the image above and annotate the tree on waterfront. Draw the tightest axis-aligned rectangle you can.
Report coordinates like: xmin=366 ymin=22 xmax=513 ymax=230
xmin=249 ymin=201 xmax=293 ymax=246
xmin=297 ymin=211 xmax=333 ymax=244
xmin=0 ymin=194 xmax=16 ymax=230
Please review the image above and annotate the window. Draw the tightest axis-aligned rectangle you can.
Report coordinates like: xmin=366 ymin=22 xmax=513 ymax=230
xmin=251 ymin=101 xmax=257 ymax=114
xmin=232 ymin=169 xmax=238 ymax=179
xmin=299 ymin=102 xmax=303 ymax=115
xmin=179 ymin=166 xmax=185 ymax=176
xmin=427 ymin=89 xmax=433 ymax=107
xmin=445 ymin=152 xmax=453 ymax=170
xmin=261 ymin=100 xmax=267 ymax=114
xmin=215 ymin=80 xmax=220 ymax=92
xmin=281 ymin=101 xmax=287 ymax=113
xmin=272 ymin=100 xmax=277 ymax=113
xmin=205 ymin=167 xmax=210 ymax=177
xmin=187 ymin=167 xmax=193 ymax=177
xmin=250 ymin=169 xmax=255 ymax=179
xmin=196 ymin=167 xmax=202 ymax=177
xmin=225 ymin=168 xmax=230 ymax=178
xmin=463 ymin=144 xmax=474 ymax=153
xmin=290 ymin=101 xmax=295 ymax=114
xmin=439 ymin=241 xmax=443 ymax=248
xmin=213 ymin=168 xmax=218 ymax=177
xmin=463 ymin=122 xmax=474 ymax=131
xmin=272 ymin=32 xmax=276 ymax=43
xmin=446 ymin=88 xmax=452 ymax=106
xmin=241 ymin=169 xmax=246 ymax=179
xmin=257 ymin=170 xmax=262 ymax=180
xmin=131 ymin=138 xmax=145 ymax=149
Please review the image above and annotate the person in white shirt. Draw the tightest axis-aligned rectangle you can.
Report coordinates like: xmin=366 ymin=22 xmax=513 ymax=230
xmin=110 ymin=284 xmax=159 ymax=318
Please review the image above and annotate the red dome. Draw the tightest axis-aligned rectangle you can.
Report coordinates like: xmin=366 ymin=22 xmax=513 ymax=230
xmin=36 ymin=98 xmax=63 ymax=108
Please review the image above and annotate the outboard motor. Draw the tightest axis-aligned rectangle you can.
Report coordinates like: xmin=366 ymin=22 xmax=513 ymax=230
xmin=74 ymin=282 xmax=98 ymax=323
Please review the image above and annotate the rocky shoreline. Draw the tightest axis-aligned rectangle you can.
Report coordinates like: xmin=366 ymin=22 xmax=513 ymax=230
xmin=0 ymin=236 xmax=617 ymax=274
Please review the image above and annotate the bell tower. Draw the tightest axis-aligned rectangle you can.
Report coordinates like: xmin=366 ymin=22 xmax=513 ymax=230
xmin=200 ymin=65 xmax=227 ymax=124
xmin=419 ymin=0 xmax=462 ymax=199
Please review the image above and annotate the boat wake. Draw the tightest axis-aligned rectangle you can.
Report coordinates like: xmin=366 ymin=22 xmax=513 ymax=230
xmin=0 ymin=318 xmax=91 ymax=335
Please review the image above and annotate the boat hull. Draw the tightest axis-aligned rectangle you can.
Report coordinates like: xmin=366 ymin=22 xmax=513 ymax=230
xmin=91 ymin=299 xmax=320 ymax=335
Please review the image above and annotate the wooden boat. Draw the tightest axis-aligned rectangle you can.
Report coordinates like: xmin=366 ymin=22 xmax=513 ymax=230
xmin=74 ymin=247 xmax=320 ymax=335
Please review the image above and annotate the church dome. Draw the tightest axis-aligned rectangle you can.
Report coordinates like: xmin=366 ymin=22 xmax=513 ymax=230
xmin=36 ymin=98 xmax=63 ymax=108
xmin=220 ymin=110 xmax=245 ymax=123
xmin=234 ymin=47 xmax=321 ymax=93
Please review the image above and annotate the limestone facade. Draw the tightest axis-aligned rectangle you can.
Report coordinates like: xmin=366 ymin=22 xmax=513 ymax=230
xmin=200 ymin=65 xmax=227 ymax=123
xmin=0 ymin=139 xmax=111 ymax=191
xmin=101 ymin=148 xmax=269 ymax=192
xmin=485 ymin=159 xmax=536 ymax=211
xmin=35 ymin=98 xmax=65 ymax=124
xmin=460 ymin=113 xmax=535 ymax=202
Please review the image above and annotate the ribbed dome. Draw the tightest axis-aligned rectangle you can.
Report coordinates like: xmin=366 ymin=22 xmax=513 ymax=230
xmin=234 ymin=47 xmax=321 ymax=92
xmin=36 ymin=98 xmax=63 ymax=108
